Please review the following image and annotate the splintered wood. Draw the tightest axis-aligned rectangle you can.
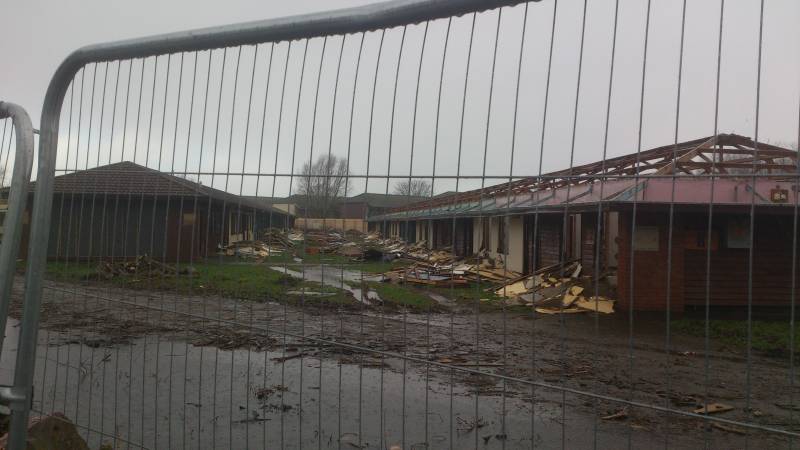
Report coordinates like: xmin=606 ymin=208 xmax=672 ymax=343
xmin=693 ymin=403 xmax=733 ymax=415
xmin=488 ymin=259 xmax=618 ymax=315
xmin=573 ymin=297 xmax=615 ymax=314
xmin=376 ymin=239 xmax=523 ymax=287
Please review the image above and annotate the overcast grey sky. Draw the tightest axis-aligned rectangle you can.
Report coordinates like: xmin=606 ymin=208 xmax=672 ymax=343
xmin=2 ymin=0 xmax=798 ymax=197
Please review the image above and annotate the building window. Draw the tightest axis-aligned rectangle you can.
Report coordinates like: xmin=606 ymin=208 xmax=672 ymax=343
xmin=497 ymin=218 xmax=506 ymax=254
xmin=726 ymin=216 xmax=751 ymax=249
xmin=633 ymin=226 xmax=659 ymax=251
xmin=182 ymin=212 xmax=195 ymax=225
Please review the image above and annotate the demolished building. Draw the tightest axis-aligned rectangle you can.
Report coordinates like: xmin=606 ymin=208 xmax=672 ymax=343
xmin=368 ymin=134 xmax=800 ymax=312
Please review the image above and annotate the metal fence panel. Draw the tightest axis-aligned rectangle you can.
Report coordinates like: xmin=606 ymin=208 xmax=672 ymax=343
xmin=0 ymin=101 xmax=36 ymax=448
xmin=14 ymin=0 xmax=800 ymax=448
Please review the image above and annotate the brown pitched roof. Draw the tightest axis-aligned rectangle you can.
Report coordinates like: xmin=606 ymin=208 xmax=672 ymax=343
xmin=36 ymin=161 xmax=285 ymax=214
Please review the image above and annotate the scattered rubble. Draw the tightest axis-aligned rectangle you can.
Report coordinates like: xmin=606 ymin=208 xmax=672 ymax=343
xmin=221 ymin=240 xmax=286 ymax=258
xmin=711 ymin=422 xmax=747 ymax=435
xmin=213 ymin=228 xmax=619 ymax=313
xmin=602 ymin=408 xmax=629 ymax=421
xmin=694 ymin=403 xmax=734 ymax=415
xmin=193 ymin=326 xmax=275 ymax=351
xmin=218 ymin=228 xmax=297 ymax=259
xmin=377 ymin=238 xmax=525 ymax=287
xmin=254 ymin=384 xmax=288 ymax=402
xmin=96 ymin=255 xmax=186 ymax=280
xmin=488 ymin=259 xmax=618 ymax=314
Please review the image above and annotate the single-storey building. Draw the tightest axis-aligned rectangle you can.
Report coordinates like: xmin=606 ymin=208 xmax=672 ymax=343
xmin=341 ymin=193 xmax=428 ymax=223
xmin=369 ymin=134 xmax=800 ymax=312
xmin=243 ymin=193 xmax=427 ymax=233
xmin=19 ymin=161 xmax=291 ymax=262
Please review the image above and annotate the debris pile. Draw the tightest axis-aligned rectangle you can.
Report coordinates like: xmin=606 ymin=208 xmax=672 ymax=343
xmin=214 ymin=228 xmax=617 ymax=313
xmin=221 ymin=240 xmax=287 ymax=258
xmin=218 ymin=228 xmax=298 ymax=259
xmin=96 ymin=255 xmax=180 ymax=280
xmin=302 ymin=230 xmax=354 ymax=255
xmin=378 ymin=246 xmax=523 ymax=287
xmin=490 ymin=259 xmax=617 ymax=314
xmin=261 ymin=227 xmax=299 ymax=248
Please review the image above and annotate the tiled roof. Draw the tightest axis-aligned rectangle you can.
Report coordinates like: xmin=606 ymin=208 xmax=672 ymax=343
xmin=346 ymin=192 xmax=429 ymax=208
xmin=36 ymin=161 xmax=285 ymax=214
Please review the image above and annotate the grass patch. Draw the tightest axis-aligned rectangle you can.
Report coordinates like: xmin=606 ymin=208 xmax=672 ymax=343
xmin=672 ymin=318 xmax=799 ymax=357
xmin=45 ymin=261 xmax=97 ymax=282
xmin=429 ymin=282 xmax=499 ymax=301
xmin=427 ymin=282 xmax=525 ymax=312
xmin=44 ymin=260 xmax=357 ymax=308
xmin=365 ymin=282 xmax=442 ymax=312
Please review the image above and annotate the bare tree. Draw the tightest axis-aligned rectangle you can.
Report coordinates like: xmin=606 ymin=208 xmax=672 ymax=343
xmin=297 ymin=154 xmax=349 ymax=217
xmin=393 ymin=179 xmax=432 ymax=197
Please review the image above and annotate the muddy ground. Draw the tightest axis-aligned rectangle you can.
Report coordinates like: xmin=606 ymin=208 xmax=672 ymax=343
xmin=8 ymin=274 xmax=800 ymax=449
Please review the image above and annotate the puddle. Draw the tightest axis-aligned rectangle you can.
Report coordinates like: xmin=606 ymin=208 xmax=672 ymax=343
xmin=271 ymin=265 xmax=472 ymax=313
xmin=270 ymin=266 xmax=383 ymax=305
xmin=22 ymin=329 xmax=675 ymax=449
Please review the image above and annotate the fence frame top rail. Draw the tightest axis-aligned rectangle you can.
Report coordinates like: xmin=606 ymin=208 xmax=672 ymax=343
xmin=18 ymin=1 xmax=537 ymax=448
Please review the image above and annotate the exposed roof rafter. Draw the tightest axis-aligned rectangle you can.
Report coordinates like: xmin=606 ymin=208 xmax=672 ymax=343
xmin=388 ymin=133 xmax=797 ymax=213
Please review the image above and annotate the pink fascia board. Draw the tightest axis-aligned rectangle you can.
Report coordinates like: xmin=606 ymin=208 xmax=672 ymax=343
xmin=612 ymin=177 xmax=799 ymax=206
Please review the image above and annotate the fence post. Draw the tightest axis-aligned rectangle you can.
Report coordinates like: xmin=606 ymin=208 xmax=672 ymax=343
xmin=0 ymin=102 xmax=35 ymax=450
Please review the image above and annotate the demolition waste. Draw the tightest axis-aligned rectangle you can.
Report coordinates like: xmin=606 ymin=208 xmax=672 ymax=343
xmin=94 ymin=227 xmax=617 ymax=314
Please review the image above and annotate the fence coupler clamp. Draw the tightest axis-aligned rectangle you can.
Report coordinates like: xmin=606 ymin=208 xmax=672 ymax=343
xmin=0 ymin=385 xmax=31 ymax=412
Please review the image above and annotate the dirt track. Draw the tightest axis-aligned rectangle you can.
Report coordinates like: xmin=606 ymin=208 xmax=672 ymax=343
xmin=11 ymin=275 xmax=800 ymax=449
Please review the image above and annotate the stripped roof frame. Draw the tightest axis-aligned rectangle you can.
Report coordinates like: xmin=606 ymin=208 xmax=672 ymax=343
xmin=382 ymin=133 xmax=798 ymax=214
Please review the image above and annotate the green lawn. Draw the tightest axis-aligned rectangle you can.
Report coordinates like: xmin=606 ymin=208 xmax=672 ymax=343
xmin=365 ymin=281 xmax=442 ymax=312
xmin=44 ymin=260 xmax=356 ymax=307
xmin=427 ymin=282 xmax=528 ymax=312
xmin=429 ymin=282 xmax=499 ymax=301
xmin=672 ymin=318 xmax=800 ymax=357
xmin=43 ymin=259 xmax=523 ymax=313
